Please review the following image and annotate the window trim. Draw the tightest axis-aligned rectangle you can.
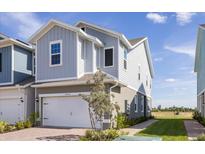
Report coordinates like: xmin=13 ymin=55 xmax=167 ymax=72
xmin=49 ymin=40 xmax=63 ymax=67
xmin=104 ymin=47 xmax=114 ymax=68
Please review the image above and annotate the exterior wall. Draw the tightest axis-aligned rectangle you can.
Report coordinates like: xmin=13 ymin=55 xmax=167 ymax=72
xmin=0 ymin=46 xmax=12 ymax=84
xmin=14 ymin=45 xmax=33 ymax=83
xmin=24 ymin=86 xmax=35 ymax=119
xmin=197 ymin=29 xmax=205 ymax=95
xmin=36 ymin=25 xmax=78 ymax=82
xmin=77 ymin=37 xmax=85 ymax=76
xmin=84 ymin=40 xmax=93 ymax=73
xmin=111 ymin=85 xmax=150 ymax=119
xmin=118 ymin=41 xmax=152 ymax=97
xmin=85 ymin=27 xmax=119 ymax=78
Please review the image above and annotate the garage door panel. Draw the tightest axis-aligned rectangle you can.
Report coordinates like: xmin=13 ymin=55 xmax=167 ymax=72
xmin=43 ymin=96 xmax=91 ymax=128
xmin=0 ymin=98 xmax=24 ymax=124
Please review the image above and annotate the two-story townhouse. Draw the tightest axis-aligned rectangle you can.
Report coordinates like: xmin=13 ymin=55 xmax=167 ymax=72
xmin=195 ymin=24 xmax=205 ymax=117
xmin=0 ymin=34 xmax=35 ymax=124
xmin=29 ymin=20 xmax=154 ymax=129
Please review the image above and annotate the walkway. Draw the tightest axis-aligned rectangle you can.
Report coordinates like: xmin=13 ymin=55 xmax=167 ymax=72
xmin=121 ymin=119 xmax=157 ymax=135
xmin=184 ymin=120 xmax=205 ymax=140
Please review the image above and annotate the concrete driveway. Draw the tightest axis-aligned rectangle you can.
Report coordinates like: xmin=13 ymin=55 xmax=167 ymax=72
xmin=0 ymin=127 xmax=88 ymax=141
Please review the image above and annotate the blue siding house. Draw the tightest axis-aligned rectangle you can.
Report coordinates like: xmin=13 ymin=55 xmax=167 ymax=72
xmin=29 ymin=20 xmax=154 ymax=129
xmin=0 ymin=35 xmax=35 ymax=124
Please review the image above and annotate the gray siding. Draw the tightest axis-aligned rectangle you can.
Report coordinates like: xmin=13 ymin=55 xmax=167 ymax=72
xmin=197 ymin=29 xmax=205 ymax=94
xmin=14 ymin=45 xmax=33 ymax=83
xmin=119 ymin=42 xmax=152 ymax=97
xmin=0 ymin=46 xmax=12 ymax=84
xmin=112 ymin=86 xmax=149 ymax=119
xmin=84 ymin=40 xmax=93 ymax=72
xmin=36 ymin=25 xmax=77 ymax=82
xmin=85 ymin=27 xmax=119 ymax=78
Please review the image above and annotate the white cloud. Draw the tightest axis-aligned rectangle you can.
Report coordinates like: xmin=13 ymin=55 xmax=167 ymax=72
xmin=146 ymin=13 xmax=167 ymax=24
xmin=176 ymin=13 xmax=196 ymax=26
xmin=154 ymin=57 xmax=163 ymax=62
xmin=165 ymin=78 xmax=176 ymax=82
xmin=164 ymin=41 xmax=195 ymax=57
xmin=0 ymin=13 xmax=43 ymax=39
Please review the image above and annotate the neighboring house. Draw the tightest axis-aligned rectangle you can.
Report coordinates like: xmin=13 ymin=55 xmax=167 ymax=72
xmin=0 ymin=34 xmax=35 ymax=124
xmin=29 ymin=20 xmax=154 ymax=129
xmin=195 ymin=24 xmax=205 ymax=117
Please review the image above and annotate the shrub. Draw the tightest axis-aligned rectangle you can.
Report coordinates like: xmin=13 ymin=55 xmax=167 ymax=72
xmin=5 ymin=125 xmax=16 ymax=132
xmin=24 ymin=120 xmax=32 ymax=128
xmin=196 ymin=134 xmax=205 ymax=141
xmin=15 ymin=121 xmax=25 ymax=130
xmin=0 ymin=121 xmax=8 ymax=133
xmin=81 ymin=129 xmax=121 ymax=141
xmin=116 ymin=114 xmax=148 ymax=129
xmin=29 ymin=112 xmax=39 ymax=126
xmin=193 ymin=111 xmax=202 ymax=121
xmin=116 ymin=114 xmax=129 ymax=129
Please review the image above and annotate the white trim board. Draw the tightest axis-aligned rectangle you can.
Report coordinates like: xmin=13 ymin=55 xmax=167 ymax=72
xmin=39 ymin=92 xmax=90 ymax=98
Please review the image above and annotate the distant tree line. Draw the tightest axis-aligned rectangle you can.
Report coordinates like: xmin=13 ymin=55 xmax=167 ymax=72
xmin=152 ymin=105 xmax=195 ymax=112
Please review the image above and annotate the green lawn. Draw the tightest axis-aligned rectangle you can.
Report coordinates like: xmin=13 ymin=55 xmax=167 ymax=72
xmin=135 ymin=112 xmax=192 ymax=141
xmin=137 ymin=119 xmax=188 ymax=141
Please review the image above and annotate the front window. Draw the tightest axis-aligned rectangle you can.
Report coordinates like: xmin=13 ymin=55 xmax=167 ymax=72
xmin=104 ymin=48 xmax=113 ymax=67
xmin=124 ymin=48 xmax=128 ymax=70
xmin=50 ymin=40 xmax=62 ymax=66
xmin=138 ymin=65 xmax=141 ymax=80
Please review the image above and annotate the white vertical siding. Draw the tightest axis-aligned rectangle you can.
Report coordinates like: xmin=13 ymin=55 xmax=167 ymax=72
xmin=118 ymin=42 xmax=152 ymax=97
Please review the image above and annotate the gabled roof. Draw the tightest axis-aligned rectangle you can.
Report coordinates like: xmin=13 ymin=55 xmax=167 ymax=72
xmin=0 ymin=32 xmax=9 ymax=39
xmin=0 ymin=38 xmax=34 ymax=51
xmin=28 ymin=19 xmax=104 ymax=47
xmin=129 ymin=37 xmax=146 ymax=46
xmin=75 ymin=21 xmax=154 ymax=77
xmin=194 ymin=25 xmax=205 ymax=72
xmin=75 ymin=21 xmax=147 ymax=49
xmin=76 ymin=21 xmax=154 ymax=78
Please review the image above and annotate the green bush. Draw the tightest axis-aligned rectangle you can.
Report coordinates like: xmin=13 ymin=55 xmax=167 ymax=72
xmin=15 ymin=121 xmax=25 ymax=130
xmin=0 ymin=121 xmax=8 ymax=133
xmin=5 ymin=125 xmax=16 ymax=132
xmin=116 ymin=114 xmax=148 ymax=129
xmin=29 ymin=112 xmax=39 ymax=126
xmin=116 ymin=114 xmax=129 ymax=129
xmin=196 ymin=134 xmax=205 ymax=141
xmin=24 ymin=120 xmax=32 ymax=128
xmin=81 ymin=129 xmax=121 ymax=141
xmin=193 ymin=111 xmax=202 ymax=121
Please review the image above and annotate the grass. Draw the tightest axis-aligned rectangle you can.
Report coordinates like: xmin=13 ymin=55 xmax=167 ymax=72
xmin=136 ymin=112 xmax=193 ymax=141
xmin=152 ymin=111 xmax=193 ymax=120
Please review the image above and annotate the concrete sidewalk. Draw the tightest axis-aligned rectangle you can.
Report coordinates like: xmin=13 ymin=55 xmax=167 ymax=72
xmin=121 ymin=119 xmax=157 ymax=136
xmin=184 ymin=120 xmax=205 ymax=140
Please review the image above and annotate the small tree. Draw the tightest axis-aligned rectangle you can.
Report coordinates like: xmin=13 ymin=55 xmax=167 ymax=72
xmin=81 ymin=70 xmax=119 ymax=130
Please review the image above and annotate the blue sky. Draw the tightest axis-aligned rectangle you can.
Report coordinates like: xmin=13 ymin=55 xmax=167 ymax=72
xmin=0 ymin=12 xmax=202 ymax=108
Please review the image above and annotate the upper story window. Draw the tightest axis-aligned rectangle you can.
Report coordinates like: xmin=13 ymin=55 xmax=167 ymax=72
xmin=0 ymin=53 xmax=2 ymax=72
xmin=124 ymin=48 xmax=128 ymax=70
xmin=138 ymin=64 xmax=141 ymax=80
xmin=150 ymin=80 xmax=152 ymax=89
xmin=50 ymin=40 xmax=62 ymax=66
xmin=104 ymin=47 xmax=114 ymax=67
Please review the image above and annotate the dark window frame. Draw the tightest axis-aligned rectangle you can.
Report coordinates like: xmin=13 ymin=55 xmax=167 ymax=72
xmin=104 ymin=47 xmax=114 ymax=67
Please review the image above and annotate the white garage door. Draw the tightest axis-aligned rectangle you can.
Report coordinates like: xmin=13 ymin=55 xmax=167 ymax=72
xmin=42 ymin=96 xmax=92 ymax=128
xmin=0 ymin=98 xmax=24 ymax=124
